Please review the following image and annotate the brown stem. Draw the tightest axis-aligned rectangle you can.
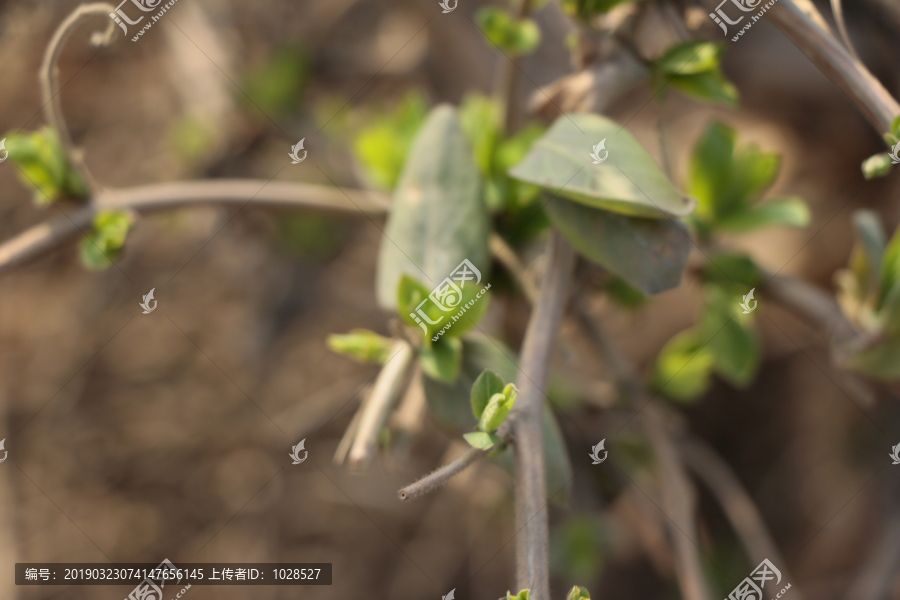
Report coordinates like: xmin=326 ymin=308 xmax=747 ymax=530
xmin=512 ymin=229 xmax=575 ymax=600
xmin=39 ymin=3 xmax=117 ymax=193
xmin=0 ymin=181 xmax=389 ymax=275
xmin=766 ymin=0 xmax=900 ymax=133
xmin=398 ymin=446 xmax=488 ymax=502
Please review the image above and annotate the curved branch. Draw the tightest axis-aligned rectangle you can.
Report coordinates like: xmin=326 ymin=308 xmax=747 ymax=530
xmin=767 ymin=0 xmax=900 ymax=133
xmin=398 ymin=446 xmax=489 ymax=502
xmin=0 ymin=181 xmax=390 ymax=275
xmin=39 ymin=3 xmax=117 ymax=192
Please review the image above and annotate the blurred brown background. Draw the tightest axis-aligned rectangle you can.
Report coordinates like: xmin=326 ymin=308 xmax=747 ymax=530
xmin=1 ymin=0 xmax=900 ymax=599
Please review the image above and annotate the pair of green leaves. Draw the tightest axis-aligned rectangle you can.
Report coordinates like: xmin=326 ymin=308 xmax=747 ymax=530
xmin=80 ymin=210 xmax=133 ymax=270
xmin=327 ymin=329 xmax=393 ymax=365
xmin=836 ymin=211 xmax=900 ymax=379
xmin=476 ymin=7 xmax=541 ymax=56
xmin=653 ymin=280 xmax=760 ymax=402
xmin=653 ymin=41 xmax=738 ymax=107
xmin=509 ymin=113 xmax=693 ymax=295
xmin=688 ymin=122 xmax=810 ymax=240
xmin=4 ymin=127 xmax=87 ymax=204
xmin=861 ymin=115 xmax=900 ymax=180
xmin=463 ymin=369 xmax=518 ymax=449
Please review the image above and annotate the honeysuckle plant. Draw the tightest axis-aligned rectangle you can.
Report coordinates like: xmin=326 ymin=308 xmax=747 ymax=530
xmin=861 ymin=115 xmax=900 ymax=179
xmin=464 ymin=369 xmax=518 ymax=449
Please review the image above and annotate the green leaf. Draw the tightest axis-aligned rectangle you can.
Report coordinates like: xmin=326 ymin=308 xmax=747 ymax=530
xmin=80 ymin=210 xmax=133 ymax=270
xmin=652 ymin=330 xmax=715 ymax=402
xmin=463 ymin=431 xmax=502 ymax=450
xmin=509 ymin=113 xmax=694 ymax=218
xmin=862 ymin=153 xmax=893 ymax=180
xmin=688 ymin=122 xmax=783 ymax=230
xmin=562 ymin=0 xmax=635 ymax=20
xmin=327 ymin=329 xmax=393 ymax=365
xmin=5 ymin=127 xmax=87 ymax=204
xmin=478 ymin=383 xmax=518 ymax=432
xmin=566 ymin=586 xmax=592 ymax=600
xmin=880 ymin=223 xmax=900 ymax=308
xmin=701 ymin=287 xmax=759 ymax=387
xmin=853 ymin=210 xmax=886 ymax=291
xmin=552 ymin=514 xmax=606 ymax=585
xmin=715 ymin=196 xmax=811 ymax=232
xmin=504 ymin=590 xmax=531 ymax=600
xmin=376 ymin=105 xmax=490 ymax=309
xmin=656 ymin=41 xmax=722 ymax=75
xmin=702 ymin=252 xmax=760 ymax=290
xmin=470 ymin=369 xmax=506 ymax=419
xmin=476 ymin=7 xmax=541 ymax=56
xmin=545 ymin=195 xmax=691 ymax=295
xmin=354 ymin=91 xmax=428 ymax=190
xmin=667 ymin=70 xmax=738 ymax=106
xmin=603 ymin=276 xmax=646 ymax=308
xmin=459 ymin=93 xmax=502 ymax=178
xmin=419 ymin=336 xmax=462 ymax=382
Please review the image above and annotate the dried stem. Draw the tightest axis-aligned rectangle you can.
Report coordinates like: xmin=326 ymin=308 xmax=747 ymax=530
xmin=0 ymin=181 xmax=389 ymax=276
xmin=39 ymin=3 xmax=117 ymax=193
xmin=347 ymin=340 xmax=414 ymax=469
xmin=490 ymin=233 xmax=539 ymax=304
xmin=512 ymin=229 xmax=575 ymax=600
xmin=829 ymin=0 xmax=860 ymax=63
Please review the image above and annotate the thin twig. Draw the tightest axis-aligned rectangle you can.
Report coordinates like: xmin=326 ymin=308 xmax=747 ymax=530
xmin=39 ymin=3 xmax=117 ymax=193
xmin=512 ymin=229 xmax=575 ymax=600
xmin=641 ymin=403 xmax=712 ymax=600
xmin=0 ymin=181 xmax=389 ymax=275
xmin=490 ymin=233 xmax=539 ymax=303
xmin=765 ymin=0 xmax=900 ymax=133
xmin=398 ymin=446 xmax=488 ymax=502
xmin=830 ymin=0 xmax=861 ymax=63
xmin=347 ymin=340 xmax=414 ymax=469
xmin=680 ymin=438 xmax=801 ymax=599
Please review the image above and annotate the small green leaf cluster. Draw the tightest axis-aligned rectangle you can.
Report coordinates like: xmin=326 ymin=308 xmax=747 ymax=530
xmin=326 ymin=329 xmax=393 ymax=365
xmin=653 ymin=255 xmax=761 ymax=402
xmin=688 ymin=122 xmax=810 ymax=242
xmin=653 ymin=41 xmax=738 ymax=106
xmin=861 ymin=115 xmax=900 ymax=180
xmin=566 ymin=586 xmax=592 ymax=600
xmin=503 ymin=589 xmax=531 ymax=600
xmin=836 ymin=211 xmax=900 ymax=379
xmin=4 ymin=127 xmax=87 ymax=204
xmin=476 ymin=7 xmax=541 ymax=56
xmin=80 ymin=210 xmax=133 ymax=270
xmin=463 ymin=369 xmax=517 ymax=449
xmin=353 ymin=91 xmax=429 ymax=191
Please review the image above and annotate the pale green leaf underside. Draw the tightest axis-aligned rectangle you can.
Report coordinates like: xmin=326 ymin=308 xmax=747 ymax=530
xmin=509 ymin=113 xmax=695 ymax=219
